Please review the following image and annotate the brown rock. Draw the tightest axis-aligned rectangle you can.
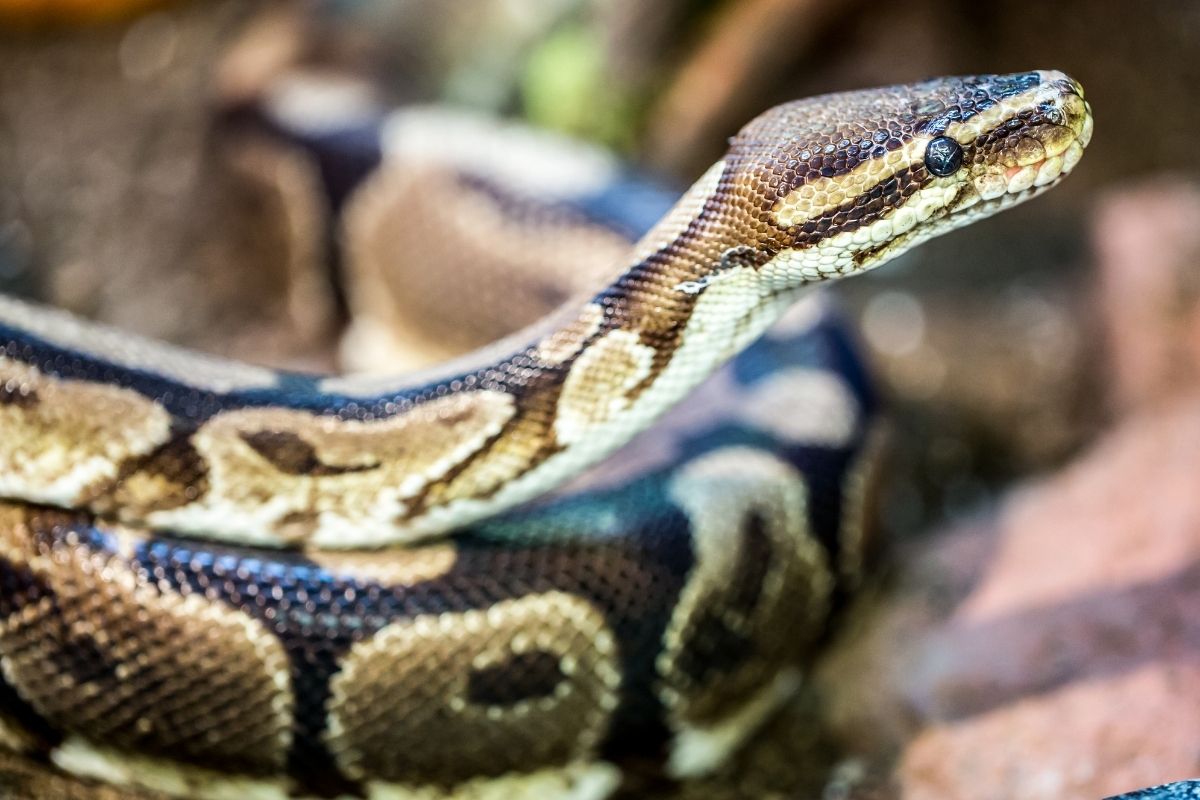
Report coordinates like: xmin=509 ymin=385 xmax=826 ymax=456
xmin=902 ymin=662 xmax=1200 ymax=800
xmin=1095 ymin=178 xmax=1200 ymax=412
xmin=819 ymin=399 xmax=1200 ymax=799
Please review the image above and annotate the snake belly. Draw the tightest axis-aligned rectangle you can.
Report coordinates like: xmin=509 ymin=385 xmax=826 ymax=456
xmin=0 ymin=71 xmax=1090 ymax=799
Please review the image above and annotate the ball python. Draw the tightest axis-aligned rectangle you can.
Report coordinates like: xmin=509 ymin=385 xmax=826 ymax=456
xmin=0 ymin=71 xmax=1091 ymax=799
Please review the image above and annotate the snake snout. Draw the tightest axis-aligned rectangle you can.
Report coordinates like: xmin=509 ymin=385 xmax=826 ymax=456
xmin=966 ymin=70 xmax=1093 ymax=200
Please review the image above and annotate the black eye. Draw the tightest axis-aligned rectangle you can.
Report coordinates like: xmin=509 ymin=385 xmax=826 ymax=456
xmin=924 ymin=136 xmax=963 ymax=176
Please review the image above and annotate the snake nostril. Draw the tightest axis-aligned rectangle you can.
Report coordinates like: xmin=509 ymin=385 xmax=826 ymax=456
xmin=1040 ymin=104 xmax=1066 ymax=126
xmin=1049 ymin=75 xmax=1085 ymax=101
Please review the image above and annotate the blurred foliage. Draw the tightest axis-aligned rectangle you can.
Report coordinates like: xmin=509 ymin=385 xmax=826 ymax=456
xmin=521 ymin=22 xmax=638 ymax=150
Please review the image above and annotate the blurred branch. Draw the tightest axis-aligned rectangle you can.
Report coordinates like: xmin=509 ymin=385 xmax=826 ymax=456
xmin=644 ymin=0 xmax=859 ymax=177
xmin=0 ymin=0 xmax=171 ymax=27
xmin=599 ymin=0 xmax=702 ymax=85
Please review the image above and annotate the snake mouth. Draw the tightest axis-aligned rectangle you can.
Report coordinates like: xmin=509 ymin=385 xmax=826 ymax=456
xmin=974 ymin=91 xmax=1093 ymax=201
xmin=1000 ymin=140 xmax=1083 ymax=191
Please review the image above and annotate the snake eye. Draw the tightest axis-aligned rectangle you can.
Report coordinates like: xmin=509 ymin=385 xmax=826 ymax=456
xmin=924 ymin=136 xmax=963 ymax=177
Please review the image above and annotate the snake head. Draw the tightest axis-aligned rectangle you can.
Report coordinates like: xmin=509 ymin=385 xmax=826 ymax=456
xmin=918 ymin=70 xmax=1093 ymax=221
xmin=727 ymin=70 xmax=1093 ymax=282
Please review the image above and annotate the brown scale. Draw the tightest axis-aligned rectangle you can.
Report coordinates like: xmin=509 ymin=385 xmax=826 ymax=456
xmin=0 ymin=505 xmax=293 ymax=776
xmin=239 ymin=430 xmax=382 ymax=477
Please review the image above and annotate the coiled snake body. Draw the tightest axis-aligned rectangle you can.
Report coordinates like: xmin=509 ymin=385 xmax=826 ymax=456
xmin=0 ymin=72 xmax=1091 ymax=799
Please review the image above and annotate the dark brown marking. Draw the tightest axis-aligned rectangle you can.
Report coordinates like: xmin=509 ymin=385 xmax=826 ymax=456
xmin=466 ymin=650 xmax=566 ymax=707
xmin=57 ymin=631 xmax=123 ymax=689
xmin=0 ymin=383 xmax=37 ymax=408
xmin=0 ymin=555 xmax=51 ymax=619
xmin=279 ymin=510 xmax=320 ymax=528
xmin=96 ymin=428 xmax=211 ymax=513
xmin=276 ymin=510 xmax=321 ymax=543
xmin=436 ymin=406 xmax=477 ymax=427
xmin=790 ymin=167 xmax=924 ymax=252
xmin=852 ymin=181 xmax=963 ymax=269
xmin=240 ymin=431 xmax=380 ymax=477
xmin=675 ymin=610 xmax=754 ymax=684
xmin=0 ymin=676 xmax=61 ymax=754
xmin=675 ymin=512 xmax=773 ymax=685
xmin=728 ymin=511 xmax=773 ymax=615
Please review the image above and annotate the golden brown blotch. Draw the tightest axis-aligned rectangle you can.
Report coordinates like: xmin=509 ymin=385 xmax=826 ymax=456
xmin=239 ymin=430 xmax=381 ymax=477
xmin=400 ymin=382 xmax=567 ymax=520
xmin=0 ymin=358 xmax=173 ymax=510
xmin=135 ymin=390 xmax=517 ymax=546
xmin=325 ymin=591 xmax=619 ymax=784
xmin=660 ymin=449 xmax=832 ymax=726
xmin=0 ymin=511 xmax=294 ymax=774
xmin=555 ymin=329 xmax=655 ymax=445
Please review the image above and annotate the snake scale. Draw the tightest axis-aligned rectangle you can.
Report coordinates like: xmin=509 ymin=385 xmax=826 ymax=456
xmin=0 ymin=71 xmax=1091 ymax=799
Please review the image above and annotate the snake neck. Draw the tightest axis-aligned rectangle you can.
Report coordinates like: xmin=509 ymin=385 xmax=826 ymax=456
xmin=356 ymin=159 xmax=807 ymax=542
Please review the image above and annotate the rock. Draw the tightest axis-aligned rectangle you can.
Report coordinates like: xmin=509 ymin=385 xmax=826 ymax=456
xmin=1094 ymin=178 xmax=1200 ymax=412
xmin=817 ymin=399 xmax=1200 ymax=799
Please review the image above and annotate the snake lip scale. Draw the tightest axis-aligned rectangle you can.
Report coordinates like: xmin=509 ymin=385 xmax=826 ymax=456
xmin=0 ymin=70 xmax=1090 ymax=799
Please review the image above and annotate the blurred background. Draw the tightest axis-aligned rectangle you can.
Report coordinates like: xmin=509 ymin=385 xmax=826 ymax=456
xmin=1 ymin=1 xmax=1199 ymax=798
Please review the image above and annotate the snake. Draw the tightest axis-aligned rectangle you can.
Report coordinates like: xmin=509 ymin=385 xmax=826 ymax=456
xmin=0 ymin=71 xmax=1091 ymax=799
